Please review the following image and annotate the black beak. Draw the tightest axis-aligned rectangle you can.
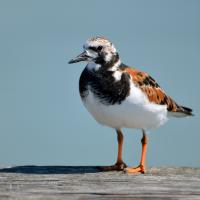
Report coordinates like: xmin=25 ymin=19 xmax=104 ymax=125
xmin=68 ymin=51 xmax=90 ymax=64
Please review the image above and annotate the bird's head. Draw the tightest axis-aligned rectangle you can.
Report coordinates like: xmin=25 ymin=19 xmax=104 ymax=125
xmin=68 ymin=36 xmax=119 ymax=66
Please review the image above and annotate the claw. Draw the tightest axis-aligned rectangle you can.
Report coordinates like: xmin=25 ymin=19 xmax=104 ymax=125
xmin=98 ymin=162 xmax=127 ymax=171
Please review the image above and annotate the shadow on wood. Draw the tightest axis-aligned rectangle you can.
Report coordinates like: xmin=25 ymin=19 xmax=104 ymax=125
xmin=0 ymin=165 xmax=102 ymax=174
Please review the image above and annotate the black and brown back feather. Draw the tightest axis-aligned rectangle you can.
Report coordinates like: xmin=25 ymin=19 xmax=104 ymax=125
xmin=123 ymin=66 xmax=193 ymax=117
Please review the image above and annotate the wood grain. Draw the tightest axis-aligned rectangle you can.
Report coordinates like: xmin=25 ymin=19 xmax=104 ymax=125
xmin=0 ymin=166 xmax=200 ymax=200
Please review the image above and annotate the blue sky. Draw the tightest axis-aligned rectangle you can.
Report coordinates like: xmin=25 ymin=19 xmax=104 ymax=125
xmin=0 ymin=0 xmax=199 ymax=167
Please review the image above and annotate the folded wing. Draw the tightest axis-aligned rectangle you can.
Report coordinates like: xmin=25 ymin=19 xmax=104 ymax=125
xmin=124 ymin=67 xmax=193 ymax=117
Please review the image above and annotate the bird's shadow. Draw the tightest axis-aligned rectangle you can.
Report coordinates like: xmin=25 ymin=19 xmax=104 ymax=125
xmin=0 ymin=165 xmax=102 ymax=174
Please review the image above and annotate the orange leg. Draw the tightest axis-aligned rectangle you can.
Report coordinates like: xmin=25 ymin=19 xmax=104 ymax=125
xmin=116 ymin=129 xmax=124 ymax=164
xmin=99 ymin=129 xmax=127 ymax=171
xmin=125 ymin=129 xmax=148 ymax=174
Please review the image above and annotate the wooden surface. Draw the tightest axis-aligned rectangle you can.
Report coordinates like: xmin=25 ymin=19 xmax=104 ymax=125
xmin=0 ymin=166 xmax=200 ymax=200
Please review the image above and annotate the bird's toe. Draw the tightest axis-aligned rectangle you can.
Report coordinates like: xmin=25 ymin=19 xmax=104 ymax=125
xmin=98 ymin=161 xmax=127 ymax=171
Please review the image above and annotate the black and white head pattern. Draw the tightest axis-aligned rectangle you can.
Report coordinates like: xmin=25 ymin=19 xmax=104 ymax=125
xmin=83 ymin=36 xmax=120 ymax=68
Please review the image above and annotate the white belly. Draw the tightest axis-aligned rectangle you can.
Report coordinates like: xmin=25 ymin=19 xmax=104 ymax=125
xmin=82 ymin=82 xmax=168 ymax=130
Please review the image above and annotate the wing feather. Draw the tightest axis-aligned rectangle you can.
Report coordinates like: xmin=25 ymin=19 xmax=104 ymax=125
xmin=124 ymin=67 xmax=181 ymax=113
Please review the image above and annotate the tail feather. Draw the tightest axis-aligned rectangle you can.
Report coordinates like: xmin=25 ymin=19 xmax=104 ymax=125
xmin=168 ymin=106 xmax=194 ymax=118
xmin=180 ymin=106 xmax=193 ymax=116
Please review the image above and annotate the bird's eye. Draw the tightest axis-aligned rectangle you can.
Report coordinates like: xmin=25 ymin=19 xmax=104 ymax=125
xmin=97 ymin=46 xmax=103 ymax=51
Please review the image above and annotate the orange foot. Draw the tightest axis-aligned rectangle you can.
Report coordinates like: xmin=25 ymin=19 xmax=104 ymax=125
xmin=98 ymin=161 xmax=127 ymax=171
xmin=124 ymin=165 xmax=146 ymax=174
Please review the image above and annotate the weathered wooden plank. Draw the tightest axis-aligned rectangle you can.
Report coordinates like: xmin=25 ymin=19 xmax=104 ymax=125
xmin=0 ymin=166 xmax=200 ymax=200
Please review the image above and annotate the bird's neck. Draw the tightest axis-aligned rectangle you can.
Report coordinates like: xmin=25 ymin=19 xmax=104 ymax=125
xmin=107 ymin=58 xmax=121 ymax=72
xmin=102 ymin=53 xmax=121 ymax=70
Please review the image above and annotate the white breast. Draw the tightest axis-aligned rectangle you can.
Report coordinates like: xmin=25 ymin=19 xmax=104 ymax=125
xmin=82 ymin=81 xmax=168 ymax=130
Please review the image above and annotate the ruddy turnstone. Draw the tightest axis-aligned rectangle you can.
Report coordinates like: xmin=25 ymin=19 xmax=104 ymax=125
xmin=68 ymin=36 xmax=193 ymax=173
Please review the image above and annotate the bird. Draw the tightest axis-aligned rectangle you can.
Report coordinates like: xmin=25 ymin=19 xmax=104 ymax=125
xmin=68 ymin=36 xmax=193 ymax=173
